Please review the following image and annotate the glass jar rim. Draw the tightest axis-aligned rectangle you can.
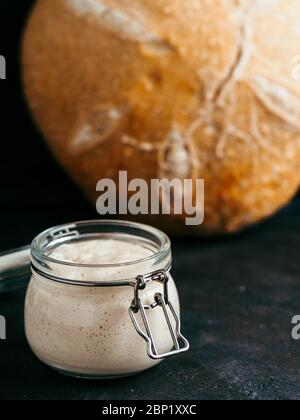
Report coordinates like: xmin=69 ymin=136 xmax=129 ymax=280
xmin=31 ymin=219 xmax=171 ymax=269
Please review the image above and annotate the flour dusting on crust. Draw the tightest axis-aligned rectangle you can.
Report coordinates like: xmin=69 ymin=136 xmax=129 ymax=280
xmin=66 ymin=0 xmax=162 ymax=44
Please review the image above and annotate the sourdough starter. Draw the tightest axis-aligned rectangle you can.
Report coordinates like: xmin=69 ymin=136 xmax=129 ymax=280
xmin=25 ymin=239 xmax=179 ymax=377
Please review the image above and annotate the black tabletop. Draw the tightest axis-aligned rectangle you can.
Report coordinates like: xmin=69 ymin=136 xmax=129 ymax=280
xmin=1 ymin=195 xmax=300 ymax=400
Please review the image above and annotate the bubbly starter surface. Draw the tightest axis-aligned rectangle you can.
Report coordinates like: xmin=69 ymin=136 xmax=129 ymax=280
xmin=50 ymin=239 xmax=153 ymax=265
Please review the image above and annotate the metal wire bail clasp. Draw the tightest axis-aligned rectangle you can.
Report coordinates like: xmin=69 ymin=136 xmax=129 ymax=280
xmin=129 ymin=269 xmax=190 ymax=360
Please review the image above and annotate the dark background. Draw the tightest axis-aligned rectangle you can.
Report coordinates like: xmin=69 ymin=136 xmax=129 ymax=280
xmin=0 ymin=0 xmax=96 ymax=252
xmin=0 ymin=1 xmax=300 ymax=400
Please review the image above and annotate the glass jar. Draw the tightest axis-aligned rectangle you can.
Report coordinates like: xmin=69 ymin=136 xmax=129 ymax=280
xmin=23 ymin=220 xmax=189 ymax=379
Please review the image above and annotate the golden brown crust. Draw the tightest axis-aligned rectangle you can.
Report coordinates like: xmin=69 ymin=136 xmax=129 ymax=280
xmin=23 ymin=0 xmax=300 ymax=234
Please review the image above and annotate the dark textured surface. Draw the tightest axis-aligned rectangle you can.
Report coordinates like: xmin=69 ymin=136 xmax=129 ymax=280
xmin=0 ymin=0 xmax=300 ymax=401
xmin=0 ymin=199 xmax=300 ymax=400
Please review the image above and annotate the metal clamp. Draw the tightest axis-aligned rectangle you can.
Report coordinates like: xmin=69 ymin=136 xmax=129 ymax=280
xmin=129 ymin=269 xmax=190 ymax=360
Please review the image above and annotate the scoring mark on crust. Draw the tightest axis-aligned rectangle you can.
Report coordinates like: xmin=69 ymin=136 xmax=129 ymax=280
xmin=248 ymin=75 xmax=300 ymax=130
xmin=213 ymin=2 xmax=254 ymax=106
xmin=71 ymin=105 xmax=126 ymax=154
xmin=121 ymin=135 xmax=157 ymax=152
xmin=66 ymin=0 xmax=174 ymax=53
xmin=159 ymin=125 xmax=198 ymax=180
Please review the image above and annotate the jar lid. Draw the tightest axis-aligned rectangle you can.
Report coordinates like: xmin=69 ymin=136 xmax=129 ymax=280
xmin=0 ymin=220 xmax=172 ymax=291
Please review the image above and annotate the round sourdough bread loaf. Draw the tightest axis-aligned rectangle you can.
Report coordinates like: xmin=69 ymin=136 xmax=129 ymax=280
xmin=23 ymin=0 xmax=300 ymax=234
